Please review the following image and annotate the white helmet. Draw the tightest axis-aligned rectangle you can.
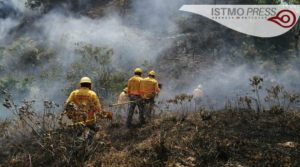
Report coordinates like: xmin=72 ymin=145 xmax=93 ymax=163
xmin=197 ymin=84 xmax=202 ymax=89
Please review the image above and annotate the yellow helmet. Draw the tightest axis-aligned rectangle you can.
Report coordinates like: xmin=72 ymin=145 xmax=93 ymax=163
xmin=123 ymin=87 xmax=128 ymax=92
xmin=78 ymin=77 xmax=93 ymax=87
xmin=134 ymin=68 xmax=142 ymax=73
xmin=148 ymin=70 xmax=156 ymax=76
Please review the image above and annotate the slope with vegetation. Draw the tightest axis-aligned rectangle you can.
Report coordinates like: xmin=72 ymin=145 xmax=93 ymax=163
xmin=1 ymin=77 xmax=300 ymax=166
xmin=0 ymin=0 xmax=300 ymax=166
xmin=0 ymin=100 xmax=299 ymax=166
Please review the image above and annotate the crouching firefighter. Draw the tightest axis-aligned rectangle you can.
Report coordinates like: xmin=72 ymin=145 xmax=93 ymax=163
xmin=140 ymin=71 xmax=160 ymax=119
xmin=193 ymin=84 xmax=203 ymax=107
xmin=64 ymin=77 xmax=102 ymax=142
xmin=117 ymin=87 xmax=128 ymax=114
xmin=126 ymin=68 xmax=145 ymax=128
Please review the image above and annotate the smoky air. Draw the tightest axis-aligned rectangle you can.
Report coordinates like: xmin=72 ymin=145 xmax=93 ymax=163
xmin=0 ymin=0 xmax=299 ymax=117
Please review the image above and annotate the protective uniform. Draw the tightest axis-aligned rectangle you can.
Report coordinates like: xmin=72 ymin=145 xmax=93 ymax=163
xmin=140 ymin=71 xmax=160 ymax=118
xmin=118 ymin=91 xmax=128 ymax=104
xmin=193 ymin=84 xmax=203 ymax=106
xmin=66 ymin=87 xmax=101 ymax=125
xmin=65 ymin=77 xmax=101 ymax=142
xmin=140 ymin=77 xmax=160 ymax=99
xmin=127 ymin=75 xmax=142 ymax=95
xmin=117 ymin=88 xmax=128 ymax=114
xmin=126 ymin=69 xmax=144 ymax=127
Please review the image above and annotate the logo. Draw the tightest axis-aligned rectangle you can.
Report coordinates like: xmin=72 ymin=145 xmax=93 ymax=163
xmin=179 ymin=5 xmax=300 ymax=38
xmin=268 ymin=10 xmax=296 ymax=28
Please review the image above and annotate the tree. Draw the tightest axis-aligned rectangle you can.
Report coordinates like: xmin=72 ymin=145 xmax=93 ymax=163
xmin=65 ymin=45 xmax=127 ymax=101
xmin=0 ymin=38 xmax=58 ymax=100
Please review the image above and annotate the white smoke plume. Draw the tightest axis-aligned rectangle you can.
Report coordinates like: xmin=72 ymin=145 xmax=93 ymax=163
xmin=0 ymin=0 xmax=300 ymax=118
xmin=0 ymin=0 xmax=186 ymax=118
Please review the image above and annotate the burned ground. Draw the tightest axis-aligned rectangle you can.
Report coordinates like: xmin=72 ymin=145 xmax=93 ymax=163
xmin=0 ymin=109 xmax=299 ymax=167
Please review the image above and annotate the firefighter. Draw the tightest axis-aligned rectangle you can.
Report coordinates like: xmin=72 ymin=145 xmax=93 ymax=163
xmin=118 ymin=87 xmax=128 ymax=104
xmin=117 ymin=87 xmax=128 ymax=114
xmin=193 ymin=84 xmax=203 ymax=106
xmin=65 ymin=77 xmax=102 ymax=140
xmin=140 ymin=70 xmax=160 ymax=118
xmin=126 ymin=68 xmax=144 ymax=127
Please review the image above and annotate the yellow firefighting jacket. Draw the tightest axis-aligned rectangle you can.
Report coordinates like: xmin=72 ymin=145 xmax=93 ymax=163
xmin=140 ymin=77 xmax=160 ymax=99
xmin=66 ymin=87 xmax=101 ymax=125
xmin=128 ymin=75 xmax=143 ymax=95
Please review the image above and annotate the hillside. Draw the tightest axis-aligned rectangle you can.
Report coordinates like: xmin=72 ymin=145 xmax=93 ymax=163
xmin=1 ymin=0 xmax=300 ymax=101
xmin=1 ymin=0 xmax=300 ymax=166
xmin=0 ymin=109 xmax=299 ymax=166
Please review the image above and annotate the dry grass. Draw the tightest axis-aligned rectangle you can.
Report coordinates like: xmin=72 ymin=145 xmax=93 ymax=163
xmin=1 ymin=107 xmax=299 ymax=167
xmin=1 ymin=79 xmax=300 ymax=167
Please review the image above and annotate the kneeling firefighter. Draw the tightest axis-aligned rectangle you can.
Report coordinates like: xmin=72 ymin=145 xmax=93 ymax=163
xmin=117 ymin=87 xmax=128 ymax=114
xmin=65 ymin=77 xmax=102 ymax=141
xmin=140 ymin=70 xmax=160 ymax=118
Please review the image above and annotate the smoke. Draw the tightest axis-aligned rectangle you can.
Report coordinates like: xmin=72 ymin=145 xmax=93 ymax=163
xmin=10 ymin=0 xmax=27 ymax=12
xmin=177 ymin=57 xmax=300 ymax=110
xmin=157 ymin=56 xmax=300 ymax=111
xmin=35 ymin=13 xmax=168 ymax=63
xmin=1 ymin=0 xmax=300 ymax=119
xmin=0 ymin=0 xmax=187 ymax=118
xmin=0 ymin=0 xmax=19 ymax=42
xmin=32 ymin=0 xmax=186 ymax=64
xmin=0 ymin=18 xmax=18 ymax=40
xmin=26 ymin=0 xmax=184 ymax=103
xmin=152 ymin=1 xmax=300 ymax=110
